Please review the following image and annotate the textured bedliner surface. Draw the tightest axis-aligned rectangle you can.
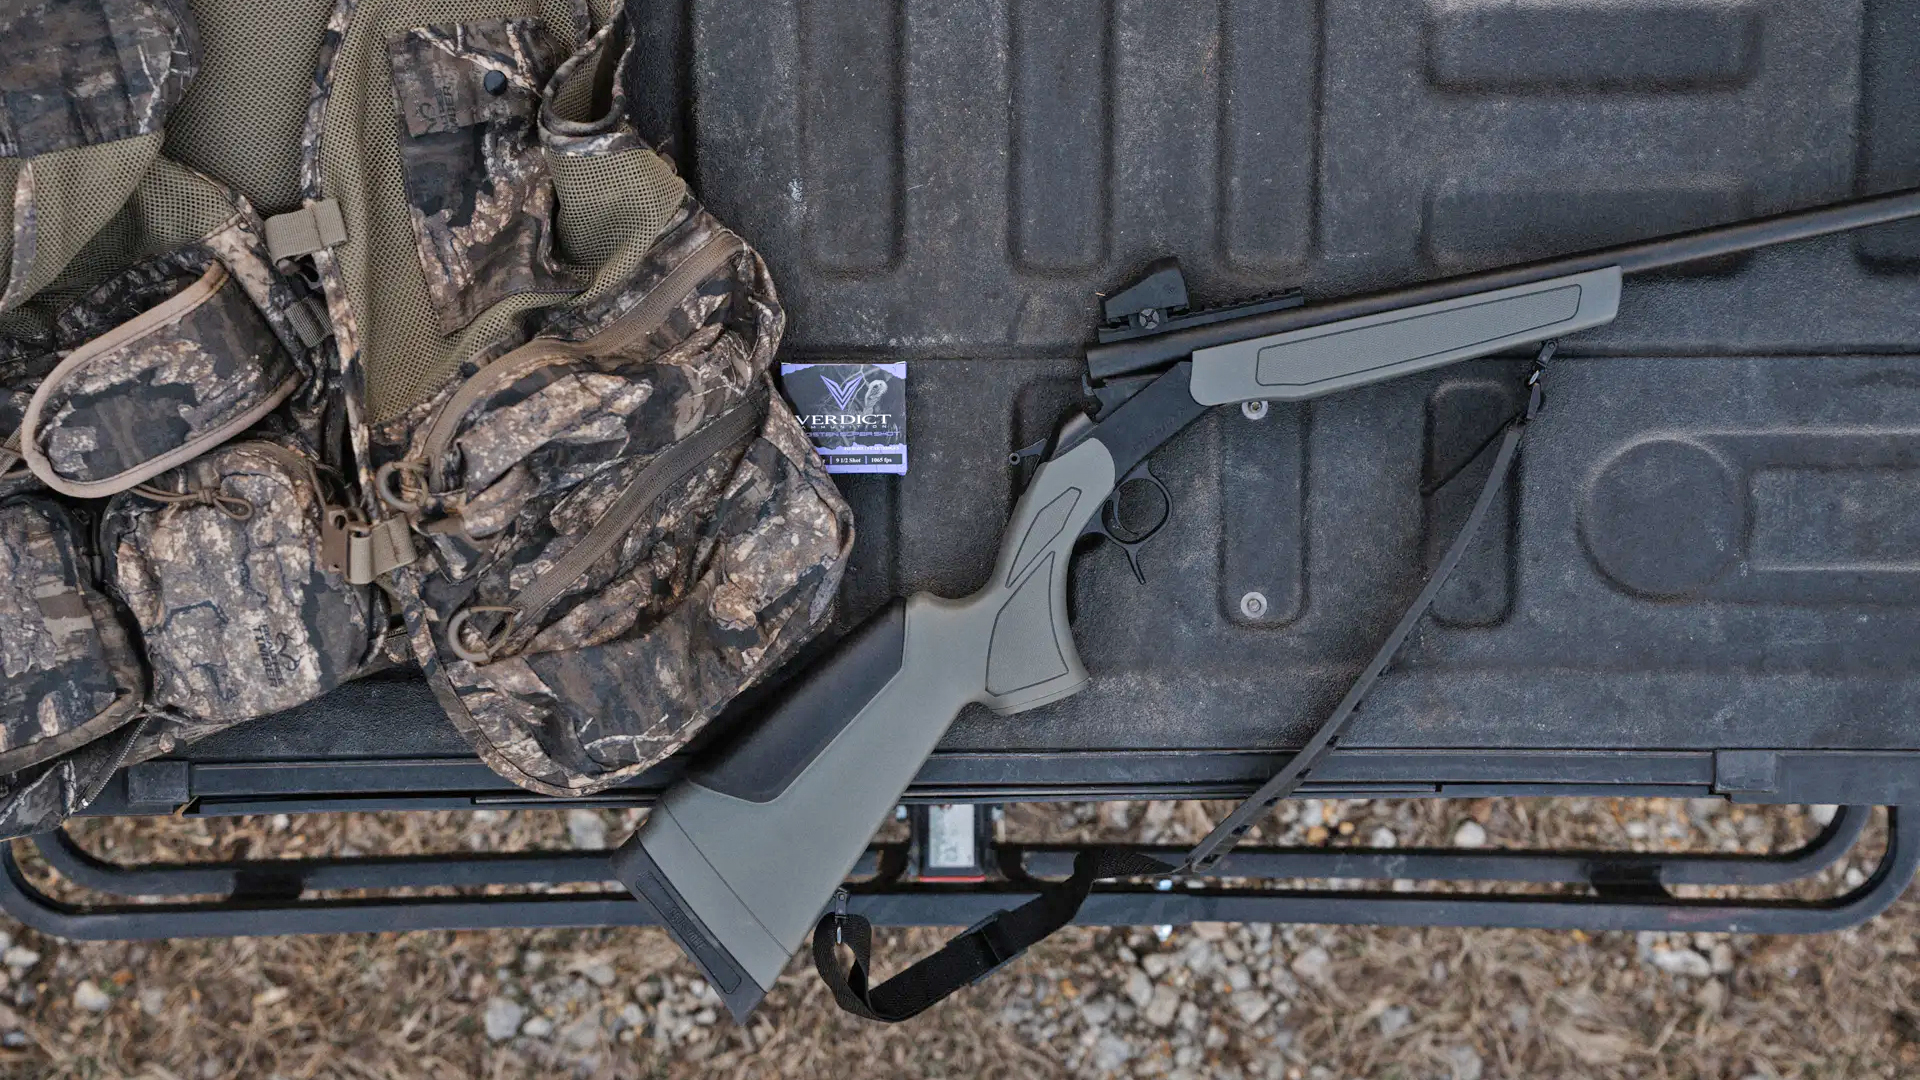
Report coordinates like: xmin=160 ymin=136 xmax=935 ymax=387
xmin=162 ymin=0 xmax=1920 ymax=808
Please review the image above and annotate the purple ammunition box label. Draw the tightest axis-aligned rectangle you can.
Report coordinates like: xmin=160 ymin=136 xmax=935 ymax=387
xmin=778 ymin=362 xmax=907 ymax=474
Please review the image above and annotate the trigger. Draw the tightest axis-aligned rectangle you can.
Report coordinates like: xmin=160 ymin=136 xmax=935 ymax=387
xmin=1079 ymin=515 xmax=1149 ymax=584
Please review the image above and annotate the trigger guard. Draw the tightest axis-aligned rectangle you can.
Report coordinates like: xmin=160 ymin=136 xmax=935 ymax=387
xmin=1103 ymin=463 xmax=1171 ymax=544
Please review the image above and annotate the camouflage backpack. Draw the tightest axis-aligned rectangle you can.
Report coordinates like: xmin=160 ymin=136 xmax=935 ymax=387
xmin=0 ymin=0 xmax=854 ymax=832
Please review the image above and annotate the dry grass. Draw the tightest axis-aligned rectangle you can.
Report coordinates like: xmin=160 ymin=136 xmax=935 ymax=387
xmin=0 ymin=798 xmax=1909 ymax=1079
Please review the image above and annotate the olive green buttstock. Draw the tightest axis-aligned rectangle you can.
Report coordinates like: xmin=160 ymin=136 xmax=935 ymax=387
xmin=614 ymin=438 xmax=1119 ymax=1018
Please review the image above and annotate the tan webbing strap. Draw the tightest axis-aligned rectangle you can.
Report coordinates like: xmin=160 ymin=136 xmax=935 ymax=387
xmin=264 ymin=200 xmax=347 ymax=261
xmin=346 ymin=517 xmax=418 ymax=585
xmin=283 ymin=294 xmax=331 ymax=347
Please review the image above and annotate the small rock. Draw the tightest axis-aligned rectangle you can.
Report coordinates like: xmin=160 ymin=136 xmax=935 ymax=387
xmin=1267 ymin=968 xmax=1301 ymax=999
xmin=0 ymin=932 xmax=10 ymax=955
xmin=1845 ymin=866 xmax=1867 ymax=889
xmin=1191 ymin=922 xmax=1229 ymax=941
xmin=1453 ymin=822 xmax=1486 ymax=848
xmin=72 ymin=981 xmax=111 ymax=1013
xmin=1142 ymin=953 xmax=1173 ymax=979
xmin=1125 ymin=969 xmax=1154 ymax=1010
xmin=1226 ymin=966 xmax=1252 ymax=992
xmin=2 ymin=948 xmax=39 ymax=972
xmin=139 ymin=988 xmax=166 ymax=1017
xmin=560 ymin=1008 xmax=603 ymax=1050
xmin=1183 ymin=939 xmax=1218 ymax=976
xmin=520 ymin=949 xmax=546 ymax=975
xmin=567 ymin=809 xmax=608 ymax=850
xmin=1506 ymin=1003 xmax=1530 ymax=1033
xmin=1710 ymin=943 xmax=1735 ymax=975
xmin=1687 ymin=798 xmax=1723 ymax=823
xmin=1093 ymin=1033 xmax=1133 ymax=1072
xmin=1810 ymin=804 xmax=1839 ymax=826
xmin=1447 ymin=1044 xmax=1484 ymax=1080
xmin=1230 ymin=990 xmax=1271 ymax=1024
xmin=520 ymin=1015 xmax=554 ymax=1039
xmin=571 ymin=956 xmax=617 ymax=989
xmin=1369 ymin=827 xmax=1397 ymax=848
xmin=1378 ymin=1005 xmax=1411 ymax=1036
xmin=484 ymin=997 xmax=526 ymax=1041
xmin=1145 ymin=985 xmax=1180 ymax=1028
xmin=1290 ymin=946 xmax=1331 ymax=985
xmin=1650 ymin=948 xmax=1714 ymax=979
xmin=693 ymin=1008 xmax=717 ymax=1026
xmin=1080 ymin=997 xmax=1115 ymax=1027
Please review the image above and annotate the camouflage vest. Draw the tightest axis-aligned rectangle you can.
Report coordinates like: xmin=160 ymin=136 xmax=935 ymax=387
xmin=0 ymin=0 xmax=854 ymax=833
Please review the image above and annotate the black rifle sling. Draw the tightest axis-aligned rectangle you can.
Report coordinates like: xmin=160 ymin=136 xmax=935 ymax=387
xmin=814 ymin=354 xmax=1550 ymax=1022
xmin=814 ymin=847 xmax=1178 ymax=1022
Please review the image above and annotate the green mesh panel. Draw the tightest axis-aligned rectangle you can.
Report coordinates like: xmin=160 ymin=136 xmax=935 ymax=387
xmin=12 ymin=158 xmax=241 ymax=323
xmin=550 ymin=147 xmax=685 ymax=270
xmin=0 ymin=158 xmax=17 ymax=293
xmin=165 ymin=0 xmax=338 ymax=216
xmin=1 ymin=135 xmax=162 ymax=313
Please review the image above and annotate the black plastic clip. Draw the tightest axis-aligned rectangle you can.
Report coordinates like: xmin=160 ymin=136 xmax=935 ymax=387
xmin=831 ymin=887 xmax=850 ymax=944
xmin=1522 ymin=340 xmax=1556 ymax=423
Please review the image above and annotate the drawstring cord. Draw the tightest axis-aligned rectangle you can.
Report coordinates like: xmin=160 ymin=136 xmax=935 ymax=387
xmin=130 ymin=482 xmax=255 ymax=521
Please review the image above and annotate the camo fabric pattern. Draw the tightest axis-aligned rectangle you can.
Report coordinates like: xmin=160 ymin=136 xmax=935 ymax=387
xmin=103 ymin=440 xmax=377 ymax=728
xmin=1 ymin=347 xmax=56 ymax=497
xmin=0 ymin=722 xmax=144 ymax=842
xmin=0 ymin=497 xmax=145 ymax=773
xmin=388 ymin=18 xmax=575 ymax=333
xmin=0 ymin=0 xmax=199 ymax=158
xmin=389 ymin=205 xmax=854 ymax=795
xmin=538 ymin=16 xmax=641 ymax=159
xmin=23 ymin=249 xmax=300 ymax=493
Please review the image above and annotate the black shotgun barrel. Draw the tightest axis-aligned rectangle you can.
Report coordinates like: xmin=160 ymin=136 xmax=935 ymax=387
xmin=1085 ymin=186 xmax=1920 ymax=384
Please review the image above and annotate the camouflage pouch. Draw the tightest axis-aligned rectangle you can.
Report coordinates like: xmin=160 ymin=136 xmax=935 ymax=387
xmin=100 ymin=440 xmax=380 ymax=746
xmin=16 ymin=243 xmax=304 ymax=498
xmin=376 ymin=206 xmax=854 ymax=796
xmin=386 ymin=17 xmax=575 ymax=334
xmin=0 ymin=495 xmax=146 ymax=775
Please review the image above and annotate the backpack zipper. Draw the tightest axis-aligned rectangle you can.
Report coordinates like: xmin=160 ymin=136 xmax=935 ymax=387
xmin=419 ymin=230 xmax=748 ymax=491
xmin=448 ymin=391 xmax=764 ymax=662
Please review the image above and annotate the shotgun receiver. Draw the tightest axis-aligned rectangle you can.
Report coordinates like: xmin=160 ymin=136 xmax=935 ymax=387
xmin=612 ymin=188 xmax=1920 ymax=1019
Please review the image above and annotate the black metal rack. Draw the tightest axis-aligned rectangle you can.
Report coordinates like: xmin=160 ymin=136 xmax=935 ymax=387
xmin=6 ymin=805 xmax=1907 ymax=941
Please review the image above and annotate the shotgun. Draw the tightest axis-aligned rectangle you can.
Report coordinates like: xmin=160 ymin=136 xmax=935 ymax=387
xmin=612 ymin=187 xmax=1920 ymax=1019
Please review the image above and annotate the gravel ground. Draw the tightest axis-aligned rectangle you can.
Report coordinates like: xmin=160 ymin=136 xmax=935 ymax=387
xmin=0 ymin=797 xmax=1912 ymax=1079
